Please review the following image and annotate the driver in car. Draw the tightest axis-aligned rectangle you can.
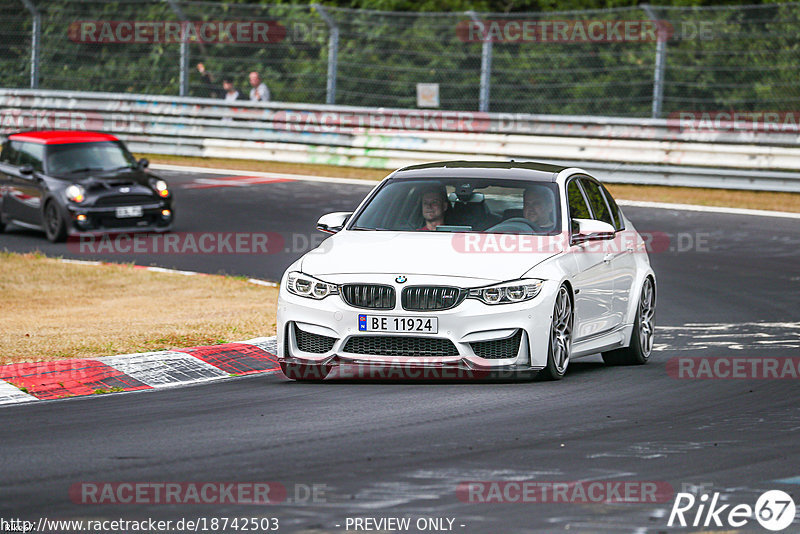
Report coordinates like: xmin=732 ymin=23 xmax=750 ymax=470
xmin=523 ymin=186 xmax=556 ymax=230
xmin=418 ymin=185 xmax=449 ymax=231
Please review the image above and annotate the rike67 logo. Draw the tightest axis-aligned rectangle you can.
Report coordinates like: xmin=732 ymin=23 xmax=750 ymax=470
xmin=668 ymin=490 xmax=796 ymax=531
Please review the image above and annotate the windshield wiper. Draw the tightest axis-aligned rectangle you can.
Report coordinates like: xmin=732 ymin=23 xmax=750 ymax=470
xmin=65 ymin=166 xmax=107 ymax=174
xmin=107 ymin=164 xmax=135 ymax=172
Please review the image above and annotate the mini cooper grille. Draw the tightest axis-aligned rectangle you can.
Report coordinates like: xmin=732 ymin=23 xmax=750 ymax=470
xmin=342 ymin=336 xmax=459 ymax=357
xmin=340 ymin=284 xmax=395 ymax=309
xmin=294 ymin=324 xmax=336 ymax=354
xmin=97 ymin=215 xmax=156 ymax=228
xmin=402 ymin=286 xmax=465 ymax=311
xmin=94 ymin=194 xmax=156 ymax=206
xmin=470 ymin=330 xmax=523 ymax=359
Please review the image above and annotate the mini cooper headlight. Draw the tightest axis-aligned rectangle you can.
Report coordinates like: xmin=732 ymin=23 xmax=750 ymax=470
xmin=65 ymin=184 xmax=85 ymax=203
xmin=286 ymin=271 xmax=339 ymax=300
xmin=468 ymin=279 xmax=544 ymax=305
xmin=152 ymin=179 xmax=170 ymax=198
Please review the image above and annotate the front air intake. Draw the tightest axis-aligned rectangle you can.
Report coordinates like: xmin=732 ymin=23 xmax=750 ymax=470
xmin=340 ymin=284 xmax=395 ymax=309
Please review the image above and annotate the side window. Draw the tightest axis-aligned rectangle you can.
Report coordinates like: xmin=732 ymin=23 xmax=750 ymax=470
xmin=599 ymin=183 xmax=624 ymax=230
xmin=1 ymin=140 xmax=20 ymax=165
xmin=567 ymin=179 xmax=591 ymax=220
xmin=567 ymin=179 xmax=592 ymax=235
xmin=580 ymin=178 xmax=614 ymax=227
xmin=16 ymin=142 xmax=45 ymax=172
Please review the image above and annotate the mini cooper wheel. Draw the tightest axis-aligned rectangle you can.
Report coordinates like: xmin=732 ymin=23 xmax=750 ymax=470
xmin=539 ymin=285 xmax=573 ymax=381
xmin=280 ymin=361 xmax=331 ymax=382
xmin=603 ymin=277 xmax=655 ymax=366
xmin=44 ymin=202 xmax=67 ymax=243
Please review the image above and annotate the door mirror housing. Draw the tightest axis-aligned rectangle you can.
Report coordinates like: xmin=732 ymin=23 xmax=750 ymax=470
xmin=137 ymin=158 xmax=149 ymax=169
xmin=571 ymin=218 xmax=616 ymax=244
xmin=316 ymin=212 xmax=351 ymax=234
xmin=19 ymin=164 xmax=34 ymax=176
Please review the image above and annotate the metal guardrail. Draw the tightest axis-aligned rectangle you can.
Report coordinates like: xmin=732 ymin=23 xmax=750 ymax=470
xmin=1 ymin=89 xmax=799 ymax=192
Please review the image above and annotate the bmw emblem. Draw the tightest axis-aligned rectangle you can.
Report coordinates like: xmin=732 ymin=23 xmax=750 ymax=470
xmin=395 ymin=275 xmax=407 ymax=284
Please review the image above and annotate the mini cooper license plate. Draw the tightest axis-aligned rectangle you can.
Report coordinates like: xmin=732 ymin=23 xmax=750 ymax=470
xmin=358 ymin=315 xmax=438 ymax=333
xmin=116 ymin=206 xmax=143 ymax=218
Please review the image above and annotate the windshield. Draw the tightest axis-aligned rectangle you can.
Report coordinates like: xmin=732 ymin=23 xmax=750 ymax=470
xmin=46 ymin=141 xmax=137 ymax=175
xmin=350 ymin=177 xmax=561 ymax=235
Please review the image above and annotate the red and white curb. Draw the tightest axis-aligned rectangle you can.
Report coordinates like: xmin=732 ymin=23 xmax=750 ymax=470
xmin=0 ymin=336 xmax=279 ymax=406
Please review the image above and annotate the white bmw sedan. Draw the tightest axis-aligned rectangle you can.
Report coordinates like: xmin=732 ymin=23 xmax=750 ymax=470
xmin=277 ymin=161 xmax=656 ymax=381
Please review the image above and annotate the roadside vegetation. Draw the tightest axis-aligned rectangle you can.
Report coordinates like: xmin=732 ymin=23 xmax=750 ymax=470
xmin=0 ymin=252 xmax=278 ymax=364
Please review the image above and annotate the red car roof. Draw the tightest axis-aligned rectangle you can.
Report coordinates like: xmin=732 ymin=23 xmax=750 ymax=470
xmin=7 ymin=130 xmax=120 ymax=145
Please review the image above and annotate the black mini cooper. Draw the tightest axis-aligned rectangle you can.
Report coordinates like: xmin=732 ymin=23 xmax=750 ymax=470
xmin=0 ymin=130 xmax=174 ymax=242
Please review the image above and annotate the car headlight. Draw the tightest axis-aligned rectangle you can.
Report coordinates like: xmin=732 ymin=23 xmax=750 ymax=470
xmin=65 ymin=184 xmax=85 ymax=203
xmin=152 ymin=179 xmax=170 ymax=198
xmin=467 ymin=279 xmax=544 ymax=305
xmin=285 ymin=271 xmax=339 ymax=300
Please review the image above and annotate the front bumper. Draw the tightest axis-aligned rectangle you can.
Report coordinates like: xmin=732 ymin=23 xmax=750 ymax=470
xmin=65 ymin=202 xmax=173 ymax=235
xmin=277 ymin=277 xmax=558 ymax=378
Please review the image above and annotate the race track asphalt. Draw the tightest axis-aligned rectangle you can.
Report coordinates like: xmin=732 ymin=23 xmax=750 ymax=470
xmin=1 ymin=169 xmax=798 ymax=533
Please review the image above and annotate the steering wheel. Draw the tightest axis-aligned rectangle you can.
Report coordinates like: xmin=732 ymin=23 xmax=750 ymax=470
xmin=485 ymin=217 xmax=545 ymax=234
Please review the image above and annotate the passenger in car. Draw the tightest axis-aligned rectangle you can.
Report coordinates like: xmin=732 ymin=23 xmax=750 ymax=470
xmin=523 ymin=186 xmax=556 ymax=230
xmin=417 ymin=185 xmax=449 ymax=231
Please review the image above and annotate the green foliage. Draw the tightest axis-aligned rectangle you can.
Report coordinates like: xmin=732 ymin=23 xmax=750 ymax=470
xmin=1 ymin=0 xmax=798 ymax=117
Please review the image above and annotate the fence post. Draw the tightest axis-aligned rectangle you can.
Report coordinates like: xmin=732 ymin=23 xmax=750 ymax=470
xmin=642 ymin=4 xmax=667 ymax=118
xmin=19 ymin=0 xmax=40 ymax=89
xmin=314 ymin=4 xmax=338 ymax=105
xmin=166 ymin=0 xmax=190 ymax=97
xmin=467 ymin=11 xmax=492 ymax=112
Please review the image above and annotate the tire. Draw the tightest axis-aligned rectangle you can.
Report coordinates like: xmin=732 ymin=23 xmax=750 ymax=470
xmin=44 ymin=201 xmax=67 ymax=243
xmin=280 ymin=361 xmax=331 ymax=382
xmin=603 ymin=277 xmax=655 ymax=366
xmin=538 ymin=285 xmax=573 ymax=381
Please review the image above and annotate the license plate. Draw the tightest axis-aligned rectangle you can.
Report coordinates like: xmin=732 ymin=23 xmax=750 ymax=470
xmin=116 ymin=206 xmax=143 ymax=218
xmin=358 ymin=315 xmax=438 ymax=333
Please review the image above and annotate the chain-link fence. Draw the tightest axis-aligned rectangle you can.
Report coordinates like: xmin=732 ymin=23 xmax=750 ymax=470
xmin=1 ymin=0 xmax=799 ymax=117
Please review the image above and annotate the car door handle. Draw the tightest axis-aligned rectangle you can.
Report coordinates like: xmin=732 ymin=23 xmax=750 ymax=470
xmin=603 ymin=253 xmax=614 ymax=264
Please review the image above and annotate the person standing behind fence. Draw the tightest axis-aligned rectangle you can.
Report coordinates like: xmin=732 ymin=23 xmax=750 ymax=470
xmin=196 ymin=63 xmax=220 ymax=99
xmin=248 ymin=71 xmax=270 ymax=102
xmin=222 ymin=79 xmax=240 ymax=102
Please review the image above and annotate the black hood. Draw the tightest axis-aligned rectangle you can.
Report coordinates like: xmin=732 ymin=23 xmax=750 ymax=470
xmin=65 ymin=168 xmax=156 ymax=188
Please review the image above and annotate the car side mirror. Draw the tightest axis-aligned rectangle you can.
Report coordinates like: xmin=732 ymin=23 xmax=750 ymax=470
xmin=571 ymin=218 xmax=615 ymax=244
xmin=316 ymin=212 xmax=351 ymax=234
xmin=19 ymin=164 xmax=34 ymax=176
xmin=137 ymin=158 xmax=149 ymax=169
